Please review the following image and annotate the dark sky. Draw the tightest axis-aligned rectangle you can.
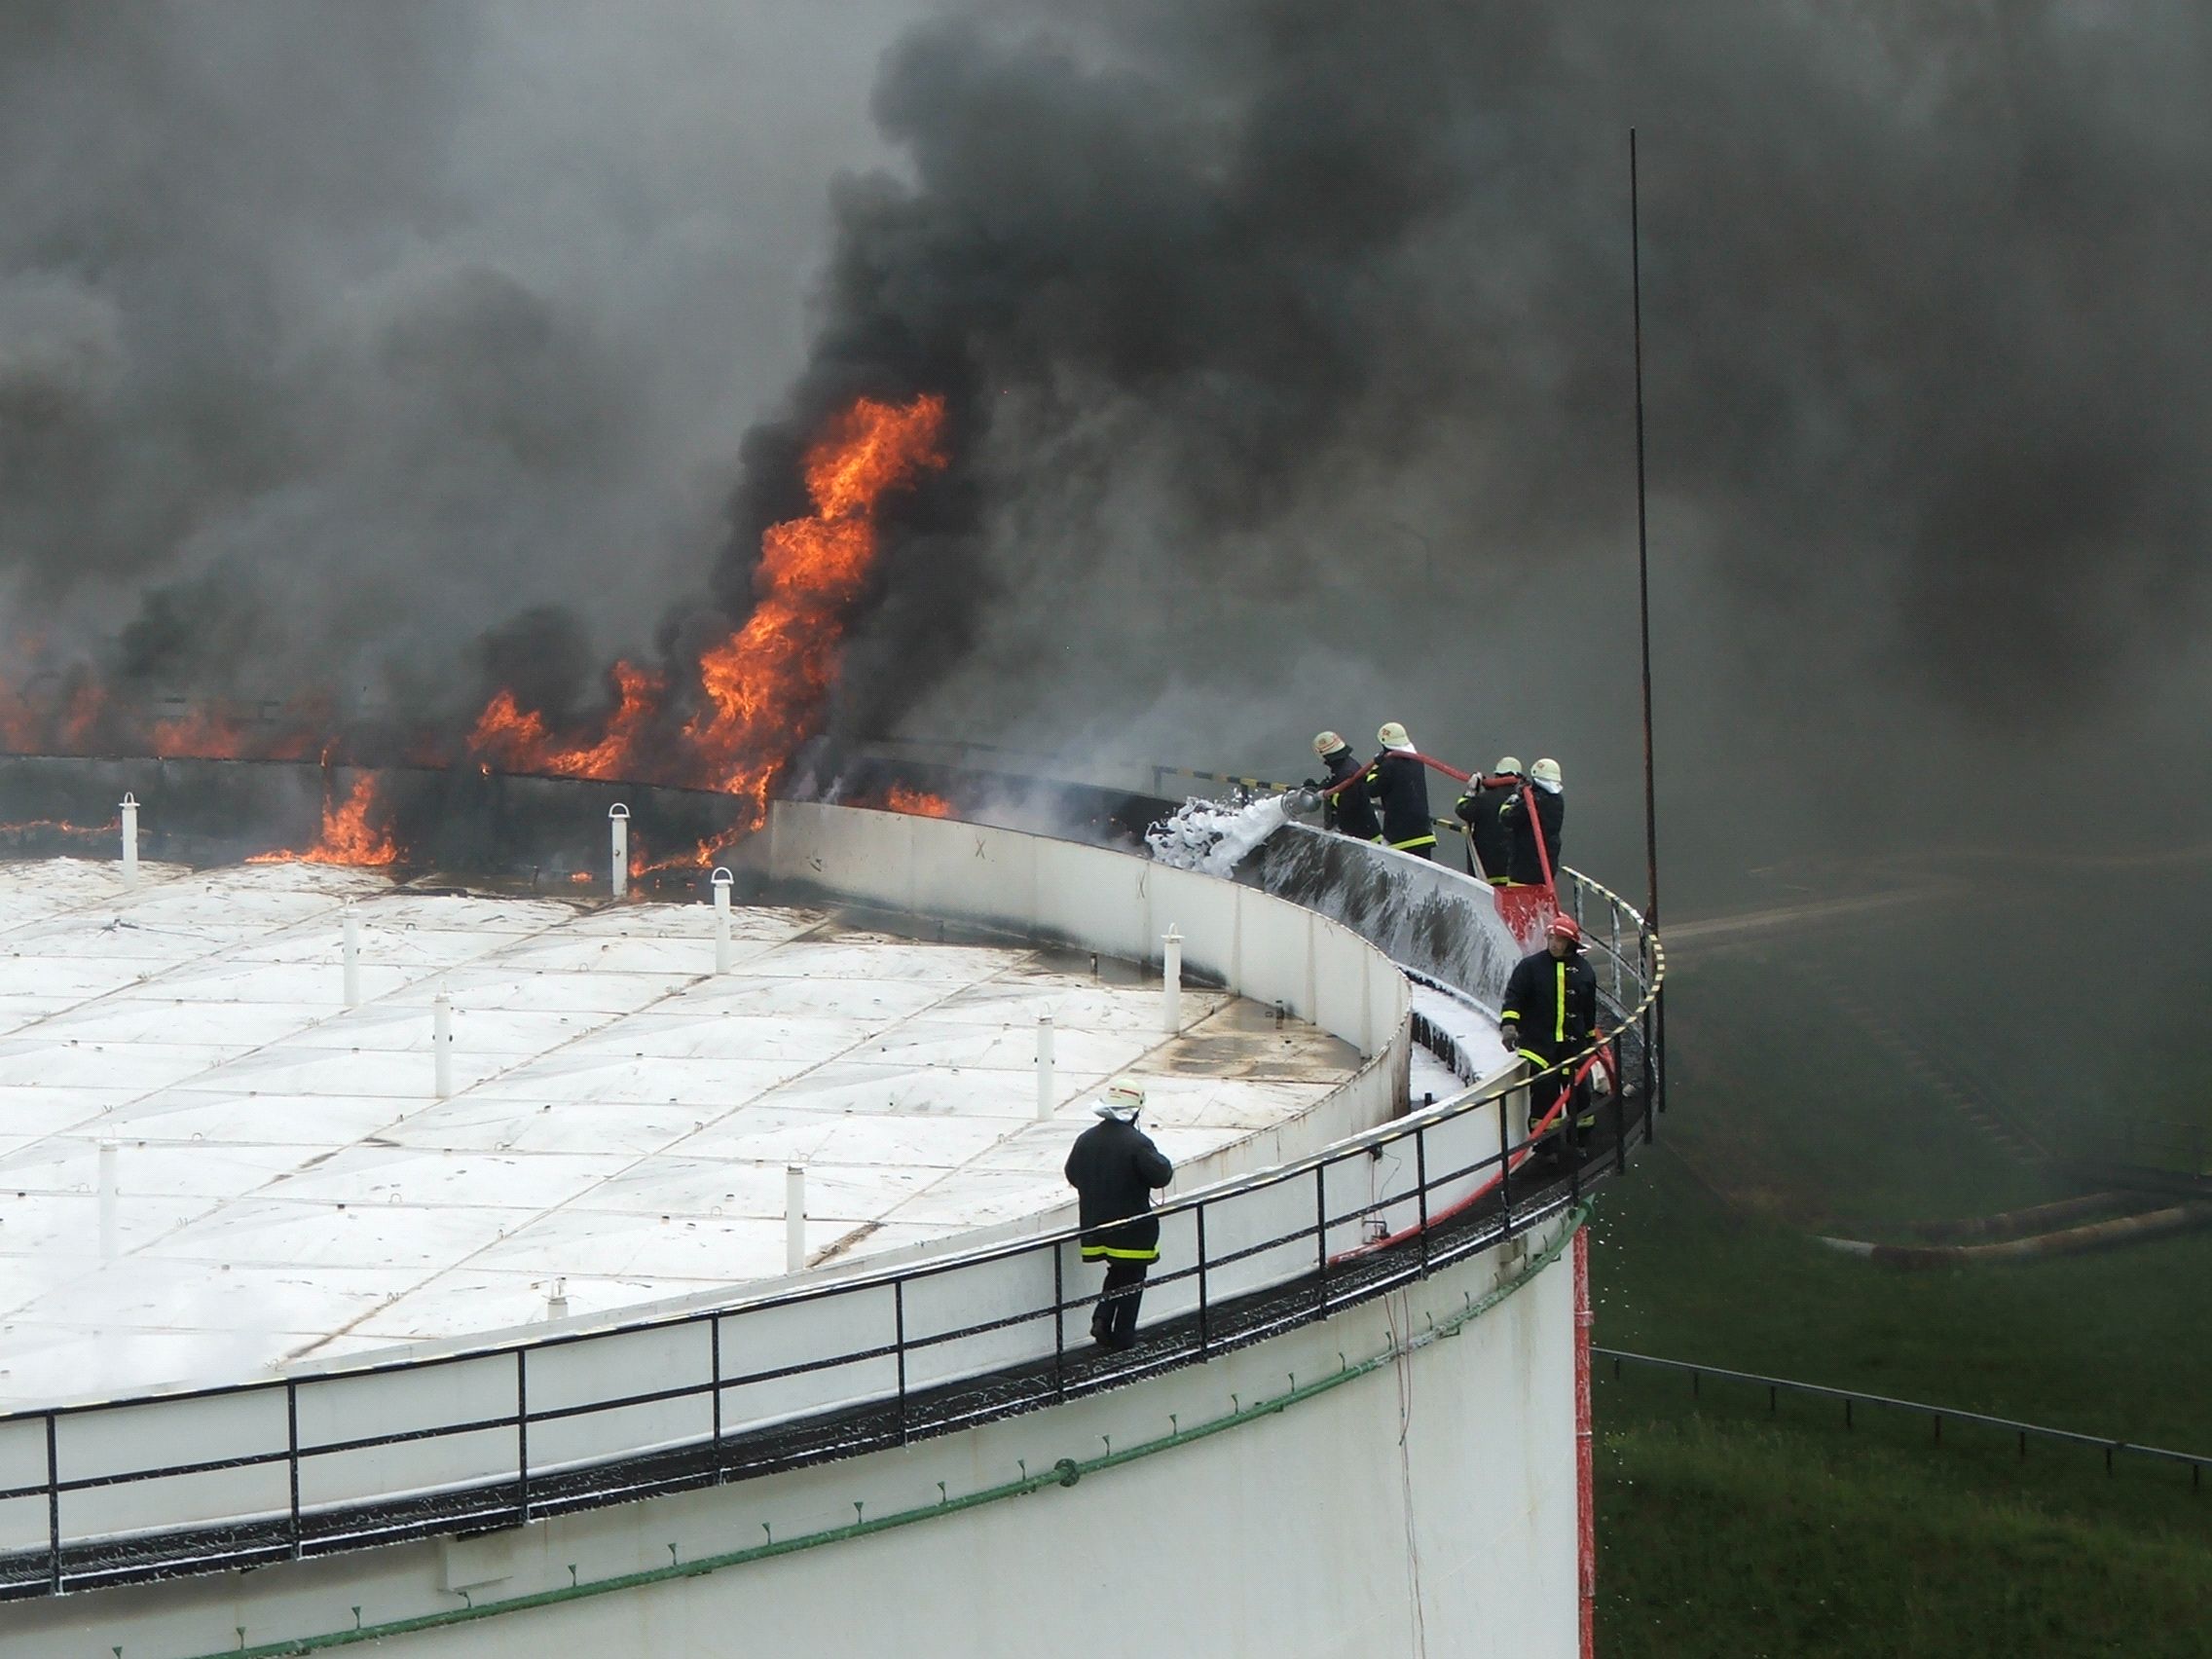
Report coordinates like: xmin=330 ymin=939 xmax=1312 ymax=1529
xmin=3 ymin=2 xmax=2206 ymax=905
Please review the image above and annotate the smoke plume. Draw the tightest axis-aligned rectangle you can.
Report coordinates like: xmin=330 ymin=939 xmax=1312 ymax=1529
xmin=788 ymin=2 xmax=2212 ymax=742
xmin=4 ymin=1 xmax=2209 ymax=875
xmin=0 ymin=0 xmax=910 ymax=712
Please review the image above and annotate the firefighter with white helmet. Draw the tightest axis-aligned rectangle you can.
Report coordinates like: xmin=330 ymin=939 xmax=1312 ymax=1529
xmin=1064 ymin=1081 xmax=1175 ymax=1349
xmin=1309 ymin=730 xmax=1382 ymax=843
xmin=1368 ymin=721 xmax=1436 ymax=859
xmin=1498 ymin=756 xmax=1566 ymax=886
xmin=1455 ymin=756 xmax=1523 ymax=884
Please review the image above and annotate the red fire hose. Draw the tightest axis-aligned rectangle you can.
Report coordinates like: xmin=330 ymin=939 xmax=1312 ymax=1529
xmin=1316 ymin=747 xmax=1472 ymax=794
xmin=1314 ymin=751 xmax=1560 ymax=940
xmin=1516 ymin=782 xmax=1557 ymax=890
xmin=1336 ymin=1040 xmax=1617 ymax=1262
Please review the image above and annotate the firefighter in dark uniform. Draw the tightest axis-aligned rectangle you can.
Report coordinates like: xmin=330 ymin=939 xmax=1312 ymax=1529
xmin=1498 ymin=914 xmax=1602 ymax=1159
xmin=1309 ymin=730 xmax=1382 ymax=843
xmin=1497 ymin=756 xmax=1565 ymax=886
xmin=1454 ymin=756 xmax=1523 ymax=884
xmin=1369 ymin=721 xmax=1436 ymax=859
xmin=1063 ymin=1081 xmax=1175 ymax=1350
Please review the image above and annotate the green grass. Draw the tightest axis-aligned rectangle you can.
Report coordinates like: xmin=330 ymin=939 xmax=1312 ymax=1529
xmin=1590 ymin=1152 xmax=2212 ymax=1451
xmin=1588 ymin=869 xmax=2212 ymax=1659
xmin=1597 ymin=1415 xmax=2212 ymax=1659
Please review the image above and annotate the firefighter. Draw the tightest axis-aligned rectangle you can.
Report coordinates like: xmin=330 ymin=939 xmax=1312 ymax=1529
xmin=1497 ymin=756 xmax=1565 ymax=886
xmin=1454 ymin=756 xmax=1523 ymax=884
xmin=1309 ymin=730 xmax=1382 ymax=843
xmin=1064 ymin=1081 xmax=1175 ymax=1350
xmin=1369 ymin=721 xmax=1436 ymax=859
xmin=1498 ymin=914 xmax=1602 ymax=1161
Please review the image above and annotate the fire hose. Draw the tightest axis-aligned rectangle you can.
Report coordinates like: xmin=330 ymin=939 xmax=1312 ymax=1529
xmin=1311 ymin=749 xmax=1556 ymax=899
xmin=1336 ymin=1039 xmax=1619 ymax=1263
xmin=1314 ymin=747 xmax=1471 ymax=791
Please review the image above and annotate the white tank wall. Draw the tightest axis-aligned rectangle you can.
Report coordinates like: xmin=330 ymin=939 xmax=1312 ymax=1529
xmin=9 ymin=1214 xmax=1582 ymax=1659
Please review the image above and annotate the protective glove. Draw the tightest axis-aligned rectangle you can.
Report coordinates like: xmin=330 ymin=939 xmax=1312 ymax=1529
xmin=1498 ymin=1022 xmax=1518 ymax=1051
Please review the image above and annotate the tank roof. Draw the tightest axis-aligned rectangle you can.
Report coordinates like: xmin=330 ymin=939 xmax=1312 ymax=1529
xmin=0 ymin=859 xmax=1357 ymax=1407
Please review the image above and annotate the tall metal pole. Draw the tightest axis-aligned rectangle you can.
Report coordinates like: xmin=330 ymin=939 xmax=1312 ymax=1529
xmin=1631 ymin=129 xmax=1666 ymax=1121
xmin=1631 ymin=129 xmax=1658 ymax=932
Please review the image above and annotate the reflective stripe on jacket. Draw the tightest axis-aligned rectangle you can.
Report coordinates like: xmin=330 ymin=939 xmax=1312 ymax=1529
xmin=1499 ymin=945 xmax=1599 ymax=1064
xmin=1370 ymin=750 xmax=1436 ymax=853
xmin=1455 ymin=777 xmax=1519 ymax=884
xmin=1320 ymin=747 xmax=1382 ymax=842
xmin=1064 ymin=1118 xmax=1175 ymax=1262
xmin=1498 ymin=785 xmax=1564 ymax=885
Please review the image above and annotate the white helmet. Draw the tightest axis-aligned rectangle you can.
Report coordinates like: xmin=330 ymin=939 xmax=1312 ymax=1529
xmin=1096 ymin=1081 xmax=1146 ymax=1121
xmin=1377 ymin=721 xmax=1411 ymax=750
xmin=1494 ymin=756 xmax=1523 ymax=776
xmin=1530 ymin=757 xmax=1563 ymax=789
xmin=1312 ymin=730 xmax=1345 ymax=758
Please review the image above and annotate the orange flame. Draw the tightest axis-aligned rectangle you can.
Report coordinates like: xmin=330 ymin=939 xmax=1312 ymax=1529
xmin=0 ymin=675 xmax=341 ymax=765
xmin=685 ymin=394 xmax=947 ymax=827
xmin=0 ymin=815 xmax=120 ymax=840
xmin=0 ymin=391 xmax=951 ymax=836
xmin=149 ymin=707 xmax=249 ymax=761
xmin=60 ymin=682 xmax=106 ymax=753
xmin=461 ymin=391 xmax=947 ymax=829
xmin=0 ymin=681 xmax=41 ymax=753
xmin=883 ymin=784 xmax=955 ymax=819
xmin=466 ymin=690 xmax=548 ymax=768
xmin=467 ymin=660 xmax=667 ymax=781
xmin=247 ymin=775 xmax=403 ymax=868
xmin=548 ymin=661 xmax=664 ymax=776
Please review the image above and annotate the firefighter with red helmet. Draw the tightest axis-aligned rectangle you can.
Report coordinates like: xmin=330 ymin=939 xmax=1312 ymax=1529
xmin=1498 ymin=913 xmax=1602 ymax=1159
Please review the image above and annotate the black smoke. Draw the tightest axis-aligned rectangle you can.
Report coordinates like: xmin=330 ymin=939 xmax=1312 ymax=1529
xmin=762 ymin=1 xmax=2211 ymax=756
xmin=6 ymin=1 xmax=2209 ymax=859
xmin=0 ymin=0 xmax=913 ymax=719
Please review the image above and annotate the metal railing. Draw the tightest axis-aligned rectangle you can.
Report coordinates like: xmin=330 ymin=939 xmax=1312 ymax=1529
xmin=0 ymin=1059 xmax=1651 ymax=1597
xmin=1596 ymin=1348 xmax=2206 ymax=1489
xmin=0 ymin=772 xmax=1664 ymax=1601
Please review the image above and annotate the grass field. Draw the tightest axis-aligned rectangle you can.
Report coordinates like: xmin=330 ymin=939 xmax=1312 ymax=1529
xmin=1587 ymin=869 xmax=2212 ymax=1655
xmin=1592 ymin=1153 xmax=2212 ymax=1451
xmin=1595 ymin=1414 xmax=2212 ymax=1659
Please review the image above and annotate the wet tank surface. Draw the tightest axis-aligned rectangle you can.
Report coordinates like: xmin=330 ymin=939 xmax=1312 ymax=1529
xmin=0 ymin=857 xmax=1362 ymax=1408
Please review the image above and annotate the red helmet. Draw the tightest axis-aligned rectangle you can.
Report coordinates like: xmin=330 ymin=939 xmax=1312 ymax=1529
xmin=1545 ymin=913 xmax=1582 ymax=943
